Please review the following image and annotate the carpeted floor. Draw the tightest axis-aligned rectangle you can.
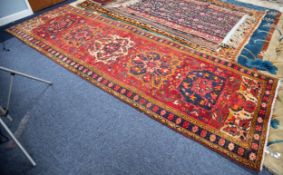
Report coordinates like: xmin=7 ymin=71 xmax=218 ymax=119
xmin=0 ymin=1 xmax=275 ymax=175
xmin=0 ymin=34 xmax=273 ymax=175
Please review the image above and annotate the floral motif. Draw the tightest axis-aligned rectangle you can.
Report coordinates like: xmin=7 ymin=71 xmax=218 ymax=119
xmin=221 ymin=108 xmax=252 ymax=140
xmin=200 ymin=130 xmax=207 ymax=137
xmin=210 ymin=134 xmax=216 ymax=142
xmin=20 ymin=18 xmax=44 ymax=32
xmin=229 ymin=93 xmax=256 ymax=113
xmin=221 ymin=76 xmax=260 ymax=141
xmin=176 ymin=118 xmax=182 ymax=124
xmin=34 ymin=14 xmax=82 ymax=39
xmin=251 ymin=143 xmax=259 ymax=150
xmin=228 ymin=143 xmax=235 ymax=151
xmin=253 ymin=134 xmax=260 ymax=140
xmin=129 ymin=52 xmax=180 ymax=88
xmin=20 ymin=12 xmax=62 ymax=32
xmin=249 ymin=152 xmax=256 ymax=161
xmin=237 ymin=147 xmax=245 ymax=156
xmin=192 ymin=126 xmax=199 ymax=133
xmin=88 ymin=35 xmax=134 ymax=64
xmin=218 ymin=138 xmax=225 ymax=146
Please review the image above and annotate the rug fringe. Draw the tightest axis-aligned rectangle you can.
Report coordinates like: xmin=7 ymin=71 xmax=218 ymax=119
xmin=106 ymin=0 xmax=141 ymax=8
xmin=222 ymin=16 xmax=256 ymax=48
xmin=222 ymin=15 xmax=248 ymax=47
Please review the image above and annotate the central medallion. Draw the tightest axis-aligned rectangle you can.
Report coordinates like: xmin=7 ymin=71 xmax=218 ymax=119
xmin=88 ymin=35 xmax=134 ymax=64
xmin=179 ymin=70 xmax=226 ymax=110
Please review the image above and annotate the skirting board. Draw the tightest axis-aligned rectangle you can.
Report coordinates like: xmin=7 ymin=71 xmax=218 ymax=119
xmin=0 ymin=9 xmax=33 ymax=26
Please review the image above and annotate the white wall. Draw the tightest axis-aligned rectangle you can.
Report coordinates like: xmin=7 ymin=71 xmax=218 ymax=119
xmin=0 ymin=0 xmax=33 ymax=26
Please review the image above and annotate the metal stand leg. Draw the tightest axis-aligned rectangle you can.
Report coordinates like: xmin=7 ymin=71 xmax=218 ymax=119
xmin=3 ymin=73 xmax=15 ymax=121
xmin=0 ymin=66 xmax=53 ymax=166
xmin=0 ymin=66 xmax=52 ymax=85
xmin=6 ymin=73 xmax=14 ymax=111
xmin=0 ymin=118 xmax=36 ymax=166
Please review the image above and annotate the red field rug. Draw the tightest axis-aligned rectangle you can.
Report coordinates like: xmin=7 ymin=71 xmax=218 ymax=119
xmin=7 ymin=4 xmax=279 ymax=171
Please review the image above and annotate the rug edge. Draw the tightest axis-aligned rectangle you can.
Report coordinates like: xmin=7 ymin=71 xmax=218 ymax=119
xmin=260 ymin=80 xmax=282 ymax=170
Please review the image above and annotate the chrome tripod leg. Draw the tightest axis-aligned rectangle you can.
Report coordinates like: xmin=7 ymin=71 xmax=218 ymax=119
xmin=0 ymin=117 xmax=36 ymax=166
xmin=0 ymin=66 xmax=52 ymax=85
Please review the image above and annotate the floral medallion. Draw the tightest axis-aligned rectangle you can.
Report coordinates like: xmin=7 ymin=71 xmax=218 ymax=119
xmin=88 ymin=35 xmax=134 ymax=64
xmin=128 ymin=52 xmax=180 ymax=88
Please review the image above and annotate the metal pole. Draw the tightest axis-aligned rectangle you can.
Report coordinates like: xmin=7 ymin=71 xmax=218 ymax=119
xmin=6 ymin=74 xmax=15 ymax=113
xmin=0 ymin=117 xmax=36 ymax=166
xmin=0 ymin=66 xmax=52 ymax=85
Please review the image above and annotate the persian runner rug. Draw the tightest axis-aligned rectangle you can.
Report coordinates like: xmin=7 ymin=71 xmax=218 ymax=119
xmin=7 ymin=4 xmax=280 ymax=171
xmin=102 ymin=0 xmax=261 ymax=50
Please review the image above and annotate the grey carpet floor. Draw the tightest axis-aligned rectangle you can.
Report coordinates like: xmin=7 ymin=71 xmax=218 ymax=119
xmin=0 ymin=37 xmax=272 ymax=175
